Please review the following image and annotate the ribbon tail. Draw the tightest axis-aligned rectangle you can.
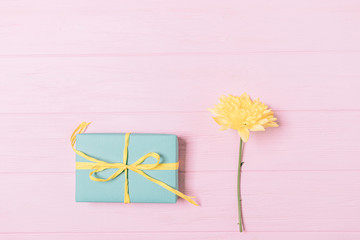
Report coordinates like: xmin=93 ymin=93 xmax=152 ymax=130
xmin=71 ymin=122 xmax=91 ymax=148
xmin=72 ymin=122 xmax=108 ymax=165
xmin=132 ymin=169 xmax=199 ymax=206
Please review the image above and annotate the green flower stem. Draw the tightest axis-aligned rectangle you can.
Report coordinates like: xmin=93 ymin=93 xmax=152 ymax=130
xmin=237 ymin=138 xmax=244 ymax=232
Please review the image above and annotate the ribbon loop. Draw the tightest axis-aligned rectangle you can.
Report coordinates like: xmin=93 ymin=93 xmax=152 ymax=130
xmin=131 ymin=152 xmax=161 ymax=170
xmin=72 ymin=122 xmax=198 ymax=206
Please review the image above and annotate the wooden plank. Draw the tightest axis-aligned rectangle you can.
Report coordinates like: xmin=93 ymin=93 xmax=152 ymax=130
xmin=1 ymin=232 xmax=360 ymax=240
xmin=0 ymin=111 xmax=359 ymax=172
xmin=0 ymin=54 xmax=360 ymax=112
xmin=0 ymin=171 xmax=359 ymax=232
xmin=0 ymin=0 xmax=359 ymax=55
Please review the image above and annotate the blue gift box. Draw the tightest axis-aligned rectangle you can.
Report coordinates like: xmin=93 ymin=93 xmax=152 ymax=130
xmin=75 ymin=133 xmax=178 ymax=203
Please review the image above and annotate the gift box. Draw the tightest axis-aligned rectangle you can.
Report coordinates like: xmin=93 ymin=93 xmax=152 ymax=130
xmin=71 ymin=122 xmax=198 ymax=205
xmin=75 ymin=132 xmax=179 ymax=203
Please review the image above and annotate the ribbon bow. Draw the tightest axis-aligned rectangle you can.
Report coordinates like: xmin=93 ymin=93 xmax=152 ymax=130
xmin=71 ymin=122 xmax=198 ymax=206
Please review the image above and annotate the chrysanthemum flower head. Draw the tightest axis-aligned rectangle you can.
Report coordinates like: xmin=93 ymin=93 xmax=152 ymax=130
xmin=209 ymin=93 xmax=278 ymax=142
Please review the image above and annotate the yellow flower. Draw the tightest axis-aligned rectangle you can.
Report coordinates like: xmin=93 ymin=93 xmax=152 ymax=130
xmin=209 ymin=93 xmax=278 ymax=142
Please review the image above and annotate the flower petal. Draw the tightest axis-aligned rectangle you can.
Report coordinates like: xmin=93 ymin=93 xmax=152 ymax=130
xmin=258 ymin=118 xmax=269 ymax=125
xmin=240 ymin=92 xmax=250 ymax=101
xmin=220 ymin=125 xmax=230 ymax=131
xmin=249 ymin=124 xmax=265 ymax=131
xmin=209 ymin=93 xmax=278 ymax=135
xmin=264 ymin=122 xmax=279 ymax=127
xmin=238 ymin=128 xmax=250 ymax=142
xmin=213 ymin=116 xmax=228 ymax=126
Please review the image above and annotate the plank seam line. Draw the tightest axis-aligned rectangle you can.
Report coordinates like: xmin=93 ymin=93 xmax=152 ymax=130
xmin=0 ymin=110 xmax=359 ymax=115
xmin=1 ymin=231 xmax=360 ymax=234
xmin=1 ymin=169 xmax=360 ymax=174
xmin=1 ymin=50 xmax=360 ymax=58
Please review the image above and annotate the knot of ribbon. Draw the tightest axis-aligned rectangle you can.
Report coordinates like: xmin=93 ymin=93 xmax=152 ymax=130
xmin=71 ymin=122 xmax=198 ymax=206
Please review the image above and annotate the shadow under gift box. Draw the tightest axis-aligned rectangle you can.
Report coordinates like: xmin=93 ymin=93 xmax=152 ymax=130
xmin=75 ymin=133 xmax=178 ymax=203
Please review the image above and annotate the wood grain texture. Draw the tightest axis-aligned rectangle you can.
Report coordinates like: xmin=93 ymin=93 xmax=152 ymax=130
xmin=1 ymin=0 xmax=360 ymax=238
xmin=0 ymin=0 xmax=359 ymax=55
xmin=2 ymin=232 xmax=360 ymax=240
xmin=0 ymin=54 xmax=359 ymax=112
xmin=1 ymin=171 xmax=359 ymax=232
xmin=0 ymin=111 xmax=359 ymax=172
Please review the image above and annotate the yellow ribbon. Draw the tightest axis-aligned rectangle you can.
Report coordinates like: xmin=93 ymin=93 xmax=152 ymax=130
xmin=71 ymin=122 xmax=198 ymax=206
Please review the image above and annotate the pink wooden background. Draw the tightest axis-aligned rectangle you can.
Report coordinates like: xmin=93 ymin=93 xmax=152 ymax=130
xmin=1 ymin=0 xmax=360 ymax=239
